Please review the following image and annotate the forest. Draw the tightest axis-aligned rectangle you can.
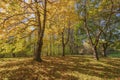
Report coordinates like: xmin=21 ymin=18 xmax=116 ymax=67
xmin=0 ymin=0 xmax=120 ymax=80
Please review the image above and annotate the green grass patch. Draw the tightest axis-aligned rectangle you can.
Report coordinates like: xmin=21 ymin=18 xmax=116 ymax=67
xmin=109 ymin=51 xmax=120 ymax=58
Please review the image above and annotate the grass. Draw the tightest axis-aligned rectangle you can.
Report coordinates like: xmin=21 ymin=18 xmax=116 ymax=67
xmin=109 ymin=51 xmax=120 ymax=58
xmin=0 ymin=56 xmax=120 ymax=80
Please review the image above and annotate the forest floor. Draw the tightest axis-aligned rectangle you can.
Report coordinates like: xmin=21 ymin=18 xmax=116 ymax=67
xmin=0 ymin=56 xmax=120 ymax=80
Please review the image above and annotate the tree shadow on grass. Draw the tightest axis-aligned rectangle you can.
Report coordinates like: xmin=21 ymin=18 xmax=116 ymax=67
xmin=68 ymin=56 xmax=120 ymax=78
xmin=47 ymin=56 xmax=120 ymax=79
xmin=0 ymin=56 xmax=120 ymax=80
xmin=0 ymin=58 xmax=79 ymax=80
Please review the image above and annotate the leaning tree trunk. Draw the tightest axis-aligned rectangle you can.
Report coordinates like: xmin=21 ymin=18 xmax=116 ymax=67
xmin=34 ymin=0 xmax=47 ymax=62
xmin=34 ymin=0 xmax=42 ymax=62
xmin=92 ymin=46 xmax=99 ymax=60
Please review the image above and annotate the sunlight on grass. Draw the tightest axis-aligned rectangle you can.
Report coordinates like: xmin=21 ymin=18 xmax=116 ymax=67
xmin=0 ymin=56 xmax=120 ymax=80
xmin=65 ymin=71 xmax=102 ymax=80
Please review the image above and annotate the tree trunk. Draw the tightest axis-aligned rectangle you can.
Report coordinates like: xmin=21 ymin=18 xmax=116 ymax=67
xmin=12 ymin=53 xmax=16 ymax=57
xmin=92 ymin=47 xmax=99 ymax=60
xmin=83 ymin=0 xmax=99 ymax=60
xmin=34 ymin=41 xmax=43 ymax=62
xmin=57 ymin=45 xmax=60 ymax=55
xmin=62 ymin=44 xmax=65 ymax=56
xmin=11 ymin=48 xmax=15 ymax=57
xmin=50 ymin=36 xmax=52 ymax=56
xmin=69 ymin=45 xmax=73 ymax=55
xmin=62 ymin=32 xmax=65 ymax=56
xmin=102 ymin=49 xmax=107 ymax=57
xmin=102 ymin=43 xmax=107 ymax=57
xmin=34 ymin=0 xmax=47 ymax=62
